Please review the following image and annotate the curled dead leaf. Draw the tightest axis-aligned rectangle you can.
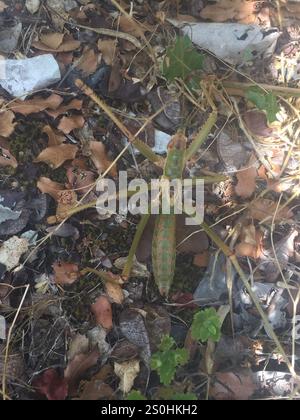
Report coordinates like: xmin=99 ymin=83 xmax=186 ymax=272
xmin=200 ymin=0 xmax=259 ymax=24
xmin=114 ymin=359 xmax=140 ymax=394
xmin=37 ymin=177 xmax=64 ymax=201
xmin=66 ymin=166 xmax=96 ymax=195
xmin=33 ymin=35 xmax=81 ymax=52
xmin=39 ymin=32 xmax=64 ymax=49
xmin=35 ymin=144 xmax=78 ymax=169
xmin=248 ymin=199 xmax=293 ymax=222
xmin=235 ymin=165 xmax=257 ymax=199
xmin=10 ymin=94 xmax=63 ymax=116
xmin=77 ymin=48 xmax=100 ymax=76
xmin=53 ymin=261 xmax=79 ymax=285
xmin=58 ymin=115 xmax=85 ymax=134
xmin=210 ymin=371 xmax=256 ymax=400
xmin=46 ymin=99 xmax=83 ymax=119
xmin=42 ymin=125 xmax=66 ymax=146
xmin=0 ymin=111 xmax=16 ymax=137
xmin=98 ymin=40 xmax=118 ymax=66
xmin=91 ymin=296 xmax=113 ymax=330
xmin=104 ymin=280 xmax=125 ymax=305
xmin=64 ymin=350 xmax=100 ymax=396
xmin=0 ymin=145 xmax=18 ymax=168
xmin=119 ymin=16 xmax=146 ymax=38
xmin=89 ymin=141 xmax=117 ymax=177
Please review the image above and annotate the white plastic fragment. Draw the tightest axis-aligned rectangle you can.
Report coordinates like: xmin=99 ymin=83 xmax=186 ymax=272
xmin=0 ymin=54 xmax=61 ymax=98
xmin=0 ymin=236 xmax=29 ymax=271
xmin=168 ymin=21 xmax=280 ymax=65
xmin=153 ymin=130 xmax=171 ymax=155
xmin=254 ymin=371 xmax=293 ymax=397
xmin=0 ymin=315 xmax=6 ymax=340
xmin=25 ymin=0 xmax=41 ymax=14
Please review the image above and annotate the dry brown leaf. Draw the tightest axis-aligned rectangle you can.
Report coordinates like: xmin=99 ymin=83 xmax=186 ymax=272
xmin=56 ymin=189 xmax=78 ymax=220
xmin=114 ymin=359 xmax=140 ymax=394
xmin=104 ymin=281 xmax=125 ymax=305
xmin=235 ymin=165 xmax=257 ymax=199
xmin=46 ymin=99 xmax=83 ymax=119
xmin=119 ymin=16 xmax=146 ymax=38
xmin=53 ymin=261 xmax=79 ymax=285
xmin=77 ymin=48 xmax=100 ymax=76
xmin=35 ymin=144 xmax=78 ymax=169
xmin=89 ymin=141 xmax=117 ymax=177
xmin=0 ymin=1 xmax=8 ymax=12
xmin=10 ymin=94 xmax=63 ymax=116
xmin=236 ymin=225 xmax=262 ymax=259
xmin=200 ymin=0 xmax=258 ymax=24
xmin=210 ymin=371 xmax=256 ymax=400
xmin=39 ymin=32 xmax=64 ymax=49
xmin=37 ymin=177 xmax=64 ymax=201
xmin=0 ymin=145 xmax=18 ymax=168
xmin=244 ymin=111 xmax=273 ymax=138
xmin=42 ymin=125 xmax=65 ymax=146
xmin=79 ymin=380 xmax=113 ymax=401
xmin=91 ymin=296 xmax=113 ymax=330
xmin=0 ymin=111 xmax=16 ymax=137
xmin=66 ymin=166 xmax=96 ymax=195
xmin=248 ymin=198 xmax=293 ymax=222
xmin=32 ymin=35 xmax=81 ymax=52
xmin=58 ymin=115 xmax=85 ymax=134
xmin=98 ymin=40 xmax=118 ymax=66
xmin=64 ymin=350 xmax=100 ymax=396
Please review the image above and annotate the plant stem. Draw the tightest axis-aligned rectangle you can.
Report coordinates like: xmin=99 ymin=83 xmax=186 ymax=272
xmin=75 ymin=79 xmax=161 ymax=165
xmin=185 ymin=111 xmax=217 ymax=162
xmin=122 ymin=213 xmax=151 ymax=280
xmin=222 ymin=81 xmax=300 ymax=98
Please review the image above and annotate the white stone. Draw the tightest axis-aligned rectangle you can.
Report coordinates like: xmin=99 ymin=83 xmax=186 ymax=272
xmin=0 ymin=54 xmax=61 ymax=99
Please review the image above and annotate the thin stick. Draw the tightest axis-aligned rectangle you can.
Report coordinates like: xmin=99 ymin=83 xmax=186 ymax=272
xmin=2 ymin=284 xmax=30 ymax=400
xmin=75 ymin=79 xmax=162 ymax=166
xmin=223 ymin=81 xmax=300 ymax=98
xmin=122 ymin=214 xmax=151 ymax=279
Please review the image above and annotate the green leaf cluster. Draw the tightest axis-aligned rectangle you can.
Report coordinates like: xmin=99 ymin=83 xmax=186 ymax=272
xmin=162 ymin=36 xmax=204 ymax=82
xmin=191 ymin=308 xmax=221 ymax=343
xmin=151 ymin=336 xmax=189 ymax=386
xmin=246 ymin=87 xmax=280 ymax=123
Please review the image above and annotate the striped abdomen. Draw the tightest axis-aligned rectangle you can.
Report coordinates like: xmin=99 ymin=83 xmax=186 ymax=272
xmin=152 ymin=213 xmax=176 ymax=297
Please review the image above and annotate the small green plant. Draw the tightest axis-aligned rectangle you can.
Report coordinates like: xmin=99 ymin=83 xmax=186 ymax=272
xmin=126 ymin=390 xmax=147 ymax=400
xmin=246 ymin=87 xmax=280 ymax=123
xmin=162 ymin=35 xmax=204 ymax=83
xmin=151 ymin=336 xmax=189 ymax=386
xmin=191 ymin=308 xmax=221 ymax=343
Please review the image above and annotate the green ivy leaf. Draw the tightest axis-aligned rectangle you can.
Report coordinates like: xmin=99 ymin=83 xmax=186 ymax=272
xmin=162 ymin=36 xmax=204 ymax=82
xmin=151 ymin=335 xmax=189 ymax=386
xmin=126 ymin=390 xmax=147 ymax=400
xmin=246 ymin=87 xmax=280 ymax=123
xmin=191 ymin=308 xmax=221 ymax=343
